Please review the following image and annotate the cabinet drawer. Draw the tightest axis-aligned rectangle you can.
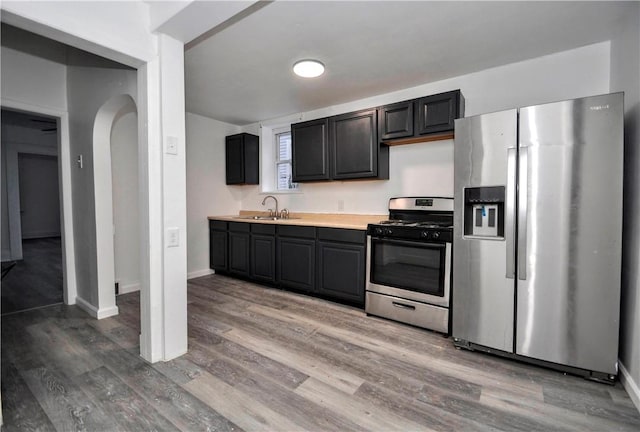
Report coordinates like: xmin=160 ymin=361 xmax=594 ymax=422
xmin=251 ymin=223 xmax=276 ymax=235
xmin=229 ymin=222 xmax=251 ymax=232
xmin=278 ymin=225 xmax=316 ymax=239
xmin=317 ymin=227 xmax=365 ymax=244
xmin=209 ymin=220 xmax=227 ymax=231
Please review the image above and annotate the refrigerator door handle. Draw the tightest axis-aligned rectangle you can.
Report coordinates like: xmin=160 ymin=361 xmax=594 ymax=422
xmin=518 ymin=146 xmax=528 ymax=280
xmin=505 ymin=147 xmax=517 ymax=279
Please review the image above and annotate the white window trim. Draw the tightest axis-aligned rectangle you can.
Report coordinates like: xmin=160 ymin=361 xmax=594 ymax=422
xmin=259 ymin=123 xmax=303 ymax=194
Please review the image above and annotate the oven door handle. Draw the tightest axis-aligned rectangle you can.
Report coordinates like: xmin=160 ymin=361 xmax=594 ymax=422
xmin=370 ymin=237 xmax=447 ymax=249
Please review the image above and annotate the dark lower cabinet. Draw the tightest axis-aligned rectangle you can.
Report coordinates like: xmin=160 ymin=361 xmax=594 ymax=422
xmin=228 ymin=223 xmax=250 ymax=277
xmin=209 ymin=221 xmax=228 ymax=271
xmin=251 ymin=224 xmax=276 ymax=283
xmin=277 ymin=225 xmax=316 ymax=293
xmin=316 ymin=228 xmax=366 ymax=305
xmin=209 ymin=221 xmax=366 ymax=307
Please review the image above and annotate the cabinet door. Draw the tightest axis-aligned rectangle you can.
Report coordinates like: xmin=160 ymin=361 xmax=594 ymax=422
xmin=225 ymin=134 xmax=245 ymax=184
xmin=292 ymin=118 xmax=330 ymax=182
xmin=317 ymin=241 xmax=365 ymax=304
xmin=209 ymin=230 xmax=228 ymax=271
xmin=416 ymin=90 xmax=461 ymax=135
xmin=229 ymin=232 xmax=250 ymax=276
xmin=330 ymin=109 xmax=378 ymax=180
xmin=251 ymin=234 xmax=275 ymax=283
xmin=277 ymin=237 xmax=315 ymax=292
xmin=379 ymin=101 xmax=414 ymax=141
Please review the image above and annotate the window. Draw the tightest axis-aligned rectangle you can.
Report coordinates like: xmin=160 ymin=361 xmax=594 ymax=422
xmin=275 ymin=131 xmax=298 ymax=190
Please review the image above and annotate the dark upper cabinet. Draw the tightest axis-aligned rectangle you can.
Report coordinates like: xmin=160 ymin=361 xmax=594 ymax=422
xmin=209 ymin=220 xmax=227 ymax=271
xmin=228 ymin=223 xmax=250 ymax=277
xmin=291 ymin=118 xmax=330 ymax=182
xmin=292 ymin=109 xmax=388 ymax=182
xmin=378 ymin=100 xmax=414 ymax=140
xmin=415 ymin=90 xmax=464 ymax=136
xmin=226 ymin=133 xmax=259 ymax=185
xmin=316 ymin=228 xmax=366 ymax=305
xmin=330 ymin=109 xmax=387 ymax=180
xmin=378 ymin=90 xmax=465 ymax=143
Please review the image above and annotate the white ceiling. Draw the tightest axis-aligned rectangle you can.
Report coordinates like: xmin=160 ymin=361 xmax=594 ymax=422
xmin=184 ymin=1 xmax=630 ymax=126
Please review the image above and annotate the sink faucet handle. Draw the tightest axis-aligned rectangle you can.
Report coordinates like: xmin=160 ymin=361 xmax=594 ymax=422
xmin=280 ymin=208 xmax=289 ymax=219
xmin=267 ymin=208 xmax=275 ymax=217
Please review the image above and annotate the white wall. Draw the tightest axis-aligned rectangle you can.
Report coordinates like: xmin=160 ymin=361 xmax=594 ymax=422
xmin=66 ymin=65 xmax=137 ymax=308
xmin=0 ymin=45 xmax=67 ymax=111
xmin=185 ymin=112 xmax=240 ymax=277
xmin=239 ymin=42 xmax=611 ymax=215
xmin=111 ymin=111 xmax=140 ymax=293
xmin=611 ymin=2 xmax=640 ymax=409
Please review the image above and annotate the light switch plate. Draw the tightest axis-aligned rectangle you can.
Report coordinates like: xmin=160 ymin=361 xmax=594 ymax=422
xmin=167 ymin=228 xmax=179 ymax=247
xmin=165 ymin=136 xmax=178 ymax=155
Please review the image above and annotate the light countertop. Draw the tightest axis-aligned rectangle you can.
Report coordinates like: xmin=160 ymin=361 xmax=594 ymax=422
xmin=208 ymin=211 xmax=386 ymax=230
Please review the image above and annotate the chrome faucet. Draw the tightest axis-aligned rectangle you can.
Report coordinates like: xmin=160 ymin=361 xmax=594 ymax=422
xmin=261 ymin=195 xmax=278 ymax=217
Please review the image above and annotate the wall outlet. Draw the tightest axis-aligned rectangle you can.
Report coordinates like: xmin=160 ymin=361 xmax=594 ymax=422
xmin=165 ymin=136 xmax=178 ymax=155
xmin=167 ymin=227 xmax=179 ymax=247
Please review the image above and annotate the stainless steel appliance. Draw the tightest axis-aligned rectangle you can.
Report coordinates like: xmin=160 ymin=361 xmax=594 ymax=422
xmin=366 ymin=197 xmax=453 ymax=333
xmin=452 ymin=92 xmax=623 ymax=382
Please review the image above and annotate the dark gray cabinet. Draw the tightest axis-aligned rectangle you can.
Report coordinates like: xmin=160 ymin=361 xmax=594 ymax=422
xmin=316 ymin=228 xmax=366 ymax=305
xmin=416 ymin=90 xmax=464 ymax=136
xmin=226 ymin=133 xmax=259 ymax=185
xmin=291 ymin=118 xmax=330 ymax=182
xmin=251 ymin=224 xmax=276 ymax=283
xmin=209 ymin=220 xmax=228 ymax=271
xmin=378 ymin=100 xmax=414 ymax=140
xmin=228 ymin=222 xmax=250 ymax=276
xmin=292 ymin=110 xmax=388 ymax=182
xmin=378 ymin=89 xmax=464 ymax=143
xmin=277 ymin=225 xmax=316 ymax=293
xmin=330 ymin=109 xmax=387 ymax=180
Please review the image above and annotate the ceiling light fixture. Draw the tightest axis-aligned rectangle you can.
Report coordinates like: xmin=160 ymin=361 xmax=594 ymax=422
xmin=293 ymin=59 xmax=325 ymax=78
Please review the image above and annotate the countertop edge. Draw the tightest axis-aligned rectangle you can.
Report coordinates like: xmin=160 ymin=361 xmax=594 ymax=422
xmin=208 ymin=212 xmax=386 ymax=231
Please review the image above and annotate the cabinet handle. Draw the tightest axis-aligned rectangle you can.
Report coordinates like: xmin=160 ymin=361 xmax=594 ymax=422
xmin=392 ymin=302 xmax=416 ymax=311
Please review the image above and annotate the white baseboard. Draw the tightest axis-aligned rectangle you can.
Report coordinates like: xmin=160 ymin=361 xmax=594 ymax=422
xmin=620 ymin=360 xmax=640 ymax=413
xmin=76 ymin=296 xmax=119 ymax=319
xmin=188 ymin=268 xmax=214 ymax=279
xmin=1 ymin=249 xmax=12 ymax=262
xmin=118 ymin=282 xmax=140 ymax=294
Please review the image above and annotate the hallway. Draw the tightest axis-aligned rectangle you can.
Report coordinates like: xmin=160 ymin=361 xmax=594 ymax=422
xmin=1 ymin=237 xmax=63 ymax=315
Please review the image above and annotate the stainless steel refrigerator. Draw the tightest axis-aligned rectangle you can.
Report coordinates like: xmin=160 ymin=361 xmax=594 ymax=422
xmin=452 ymin=92 xmax=623 ymax=382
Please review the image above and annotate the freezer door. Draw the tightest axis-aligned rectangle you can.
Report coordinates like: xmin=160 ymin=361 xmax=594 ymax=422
xmin=453 ymin=109 xmax=517 ymax=352
xmin=516 ymin=93 xmax=623 ymax=375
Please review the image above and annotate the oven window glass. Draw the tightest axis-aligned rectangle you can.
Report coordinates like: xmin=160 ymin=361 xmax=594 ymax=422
xmin=370 ymin=239 xmax=445 ymax=296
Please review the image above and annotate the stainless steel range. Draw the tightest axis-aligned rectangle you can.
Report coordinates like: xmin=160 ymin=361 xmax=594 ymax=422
xmin=366 ymin=197 xmax=453 ymax=333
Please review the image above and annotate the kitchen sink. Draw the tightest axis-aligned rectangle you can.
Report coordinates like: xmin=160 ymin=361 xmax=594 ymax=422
xmin=233 ymin=215 xmax=300 ymax=221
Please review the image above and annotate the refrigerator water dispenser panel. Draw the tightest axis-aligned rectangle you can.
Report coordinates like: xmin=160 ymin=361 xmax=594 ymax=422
xmin=464 ymin=186 xmax=505 ymax=238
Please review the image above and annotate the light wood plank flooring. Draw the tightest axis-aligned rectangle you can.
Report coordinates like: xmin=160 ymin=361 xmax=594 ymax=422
xmin=2 ymin=273 xmax=639 ymax=431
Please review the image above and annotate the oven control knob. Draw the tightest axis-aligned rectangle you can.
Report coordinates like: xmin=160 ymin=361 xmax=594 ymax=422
xmin=421 ymin=231 xmax=430 ymax=239
xmin=384 ymin=228 xmax=393 ymax=235
xmin=432 ymin=231 xmax=440 ymax=240
xmin=374 ymin=227 xmax=383 ymax=236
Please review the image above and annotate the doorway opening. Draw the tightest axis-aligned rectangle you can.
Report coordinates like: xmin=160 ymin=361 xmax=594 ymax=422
xmin=1 ymin=109 xmax=64 ymax=314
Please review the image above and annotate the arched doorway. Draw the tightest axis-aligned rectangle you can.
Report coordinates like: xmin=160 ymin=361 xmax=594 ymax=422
xmin=92 ymin=94 xmax=138 ymax=317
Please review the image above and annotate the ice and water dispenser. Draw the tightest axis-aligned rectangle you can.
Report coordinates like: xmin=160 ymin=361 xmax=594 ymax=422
xmin=463 ymin=186 xmax=505 ymax=238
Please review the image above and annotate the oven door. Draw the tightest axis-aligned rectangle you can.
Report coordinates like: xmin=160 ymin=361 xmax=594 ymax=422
xmin=366 ymin=236 xmax=451 ymax=307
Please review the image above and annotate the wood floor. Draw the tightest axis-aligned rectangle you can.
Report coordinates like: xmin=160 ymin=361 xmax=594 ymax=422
xmin=1 ymin=237 xmax=63 ymax=315
xmin=2 ymin=274 xmax=639 ymax=431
